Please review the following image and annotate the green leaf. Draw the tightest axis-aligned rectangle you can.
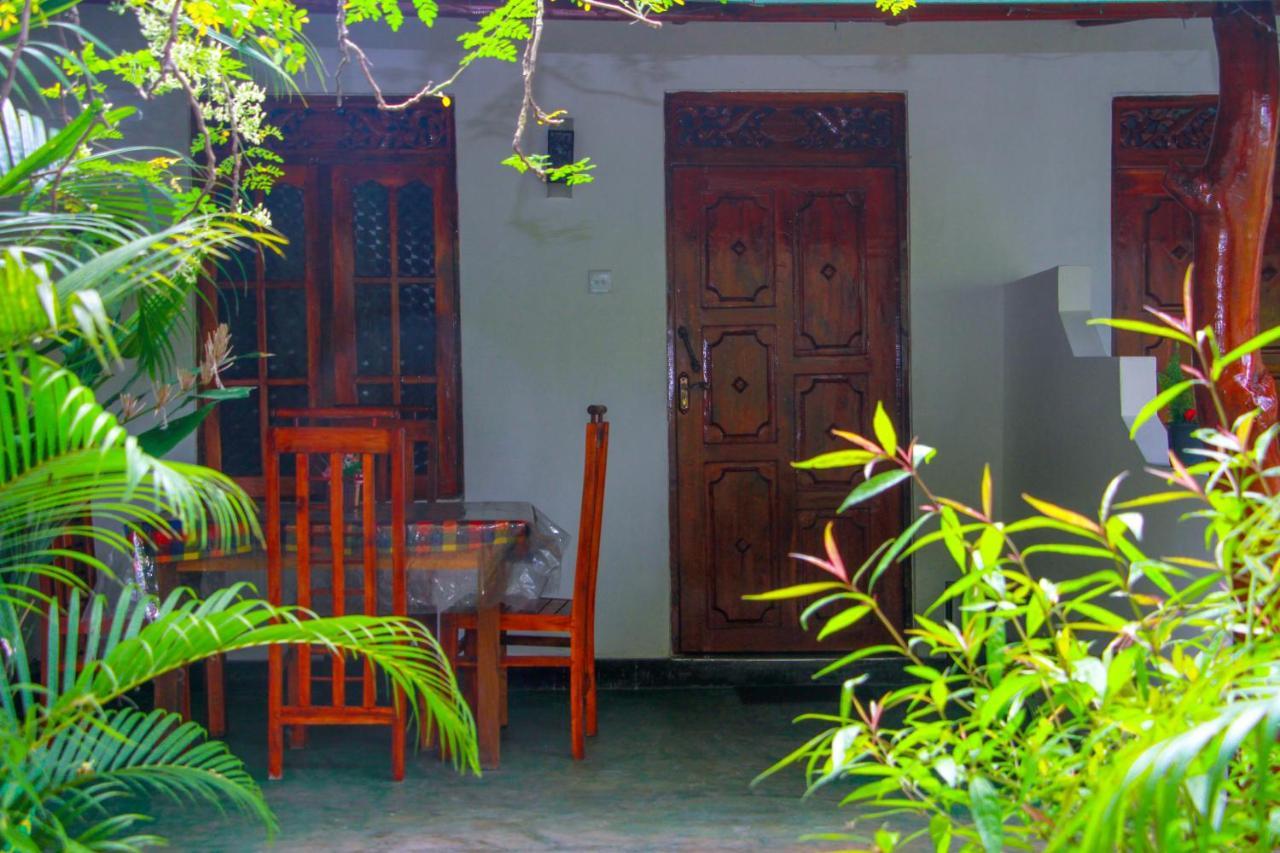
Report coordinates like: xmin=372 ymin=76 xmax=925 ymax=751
xmin=196 ymin=387 xmax=253 ymax=401
xmin=792 ymin=449 xmax=875 ymax=470
xmin=815 ymin=605 xmax=872 ymax=641
xmin=969 ymin=776 xmax=1004 ymax=852
xmin=1066 ymin=601 xmax=1128 ymax=628
xmin=929 ymin=814 xmax=954 ymax=853
xmin=1130 ymin=379 xmax=1196 ymax=438
xmin=811 ymin=644 xmax=904 ymax=678
xmin=1022 ymin=494 xmax=1101 ymax=534
xmin=839 ymin=469 xmax=911 ymax=513
xmin=136 ymin=406 xmax=215 ymax=458
xmin=1089 ymin=317 xmax=1194 ymax=346
xmin=743 ymin=582 xmax=847 ymax=602
xmin=872 ymin=401 xmax=897 ymax=456
xmin=0 ymin=101 xmax=104 ymax=197
xmin=1213 ymin=325 xmax=1280 ymax=379
xmin=1021 ymin=543 xmax=1116 ymax=560
xmin=979 ymin=675 xmax=1037 ymax=726
xmin=868 ymin=511 xmax=935 ymax=589
xmin=1113 ymin=491 xmax=1197 ymax=510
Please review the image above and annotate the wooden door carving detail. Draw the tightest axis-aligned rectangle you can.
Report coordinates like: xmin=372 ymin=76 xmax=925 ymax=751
xmin=702 ymin=326 xmax=776 ymax=443
xmin=706 ymin=463 xmax=780 ymax=626
xmin=794 ymin=374 xmax=867 ymax=488
xmin=795 ymin=191 xmax=867 ymax=355
xmin=703 ymin=194 xmax=775 ymax=307
xmin=670 ymin=102 xmax=902 ymax=153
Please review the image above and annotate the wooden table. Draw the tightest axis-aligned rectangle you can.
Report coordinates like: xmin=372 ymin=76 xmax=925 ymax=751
xmin=139 ymin=501 xmax=548 ymax=770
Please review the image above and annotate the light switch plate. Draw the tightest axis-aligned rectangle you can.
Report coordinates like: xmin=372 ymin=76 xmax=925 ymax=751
xmin=588 ymin=269 xmax=612 ymax=294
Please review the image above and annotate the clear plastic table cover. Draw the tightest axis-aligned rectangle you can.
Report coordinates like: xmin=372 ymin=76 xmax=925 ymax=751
xmin=131 ymin=501 xmax=570 ymax=615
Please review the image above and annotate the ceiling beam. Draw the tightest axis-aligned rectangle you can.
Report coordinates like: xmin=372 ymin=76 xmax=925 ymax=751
xmin=408 ymin=1 xmax=1230 ymax=24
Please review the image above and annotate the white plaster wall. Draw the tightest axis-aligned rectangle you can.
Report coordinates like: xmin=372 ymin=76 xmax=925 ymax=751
xmin=1001 ymin=268 xmax=1205 ymax=590
xmin=84 ymin=10 xmax=1220 ymax=657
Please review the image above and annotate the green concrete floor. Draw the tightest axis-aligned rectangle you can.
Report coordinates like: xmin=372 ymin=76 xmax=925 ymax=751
xmin=146 ymin=687 xmax=890 ymax=851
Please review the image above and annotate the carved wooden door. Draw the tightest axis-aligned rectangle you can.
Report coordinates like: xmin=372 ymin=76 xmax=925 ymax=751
xmin=666 ymin=93 xmax=908 ymax=654
xmin=1112 ymin=96 xmax=1280 ymax=377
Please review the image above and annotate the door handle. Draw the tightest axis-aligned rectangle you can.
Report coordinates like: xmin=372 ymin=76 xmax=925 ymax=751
xmin=678 ymin=372 xmax=709 ymax=414
xmin=677 ymin=325 xmax=701 ymax=371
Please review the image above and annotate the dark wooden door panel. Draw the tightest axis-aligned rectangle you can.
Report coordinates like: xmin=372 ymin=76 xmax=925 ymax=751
xmin=702 ymin=325 xmax=777 ymax=444
xmin=794 ymin=191 xmax=869 ymax=356
xmin=668 ymin=93 xmax=907 ymax=653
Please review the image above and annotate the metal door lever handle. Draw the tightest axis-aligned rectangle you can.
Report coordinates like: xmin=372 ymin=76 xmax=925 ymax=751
xmin=677 ymin=373 xmax=710 ymax=413
xmin=677 ymin=325 xmax=701 ymax=371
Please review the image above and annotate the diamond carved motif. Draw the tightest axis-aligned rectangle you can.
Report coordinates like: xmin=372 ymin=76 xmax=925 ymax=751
xmin=731 ymin=377 xmax=750 ymax=394
xmin=1169 ymin=244 xmax=1189 ymax=262
xmin=730 ymin=240 xmax=747 ymax=257
xmin=734 ymin=538 xmax=751 ymax=554
xmin=820 ymin=263 xmax=838 ymax=280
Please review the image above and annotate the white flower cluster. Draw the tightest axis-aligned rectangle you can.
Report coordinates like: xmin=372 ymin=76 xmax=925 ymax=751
xmin=127 ymin=2 xmax=275 ymax=231
xmin=131 ymin=3 xmax=271 ymax=146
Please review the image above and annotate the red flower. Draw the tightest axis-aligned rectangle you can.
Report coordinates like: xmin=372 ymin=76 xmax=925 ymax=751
xmin=1185 ymin=409 xmax=1196 ymax=422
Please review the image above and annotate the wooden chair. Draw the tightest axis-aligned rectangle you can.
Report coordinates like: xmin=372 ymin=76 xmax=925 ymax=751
xmin=443 ymin=405 xmax=609 ymax=760
xmin=199 ymin=404 xmax=435 ymax=737
xmin=265 ymin=425 xmax=410 ymax=780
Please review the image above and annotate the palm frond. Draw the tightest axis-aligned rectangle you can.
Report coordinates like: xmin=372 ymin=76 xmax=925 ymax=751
xmin=0 ymin=350 xmax=259 ymax=594
xmin=0 ymin=249 xmax=114 ymax=361
xmin=19 ymin=586 xmax=478 ymax=774
xmin=29 ymin=708 xmax=275 ymax=849
xmin=1 ymin=583 xmax=475 ymax=849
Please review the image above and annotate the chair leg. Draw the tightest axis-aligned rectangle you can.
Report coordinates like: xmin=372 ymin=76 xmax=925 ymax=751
xmin=500 ymin=668 xmax=509 ymax=728
xmin=570 ymin=660 xmax=585 ymax=761
xmin=585 ymin=654 xmax=598 ymax=738
xmin=458 ymin=631 xmax=478 ymax=710
xmin=287 ymin=648 xmax=307 ymax=749
xmin=391 ymin=689 xmax=406 ymax=781
xmin=206 ymin=653 xmax=226 ymax=737
xmin=267 ymin=645 xmax=284 ymax=780
xmin=438 ymin=620 xmax=460 ymax=761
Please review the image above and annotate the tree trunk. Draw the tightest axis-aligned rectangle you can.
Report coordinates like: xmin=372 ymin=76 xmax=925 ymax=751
xmin=1165 ymin=2 xmax=1280 ymax=432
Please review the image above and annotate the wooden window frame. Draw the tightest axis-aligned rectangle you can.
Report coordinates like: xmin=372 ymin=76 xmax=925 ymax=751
xmin=198 ymin=96 xmax=464 ymax=498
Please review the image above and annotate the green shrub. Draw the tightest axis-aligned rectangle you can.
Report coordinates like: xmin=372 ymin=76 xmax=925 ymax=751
xmin=758 ymin=307 xmax=1280 ymax=851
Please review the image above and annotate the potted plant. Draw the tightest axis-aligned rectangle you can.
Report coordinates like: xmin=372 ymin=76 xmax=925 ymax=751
xmin=1158 ymin=347 xmax=1199 ymax=461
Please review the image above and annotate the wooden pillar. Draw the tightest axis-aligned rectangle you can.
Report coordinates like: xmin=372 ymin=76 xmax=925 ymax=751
xmin=1165 ymin=2 xmax=1280 ymax=431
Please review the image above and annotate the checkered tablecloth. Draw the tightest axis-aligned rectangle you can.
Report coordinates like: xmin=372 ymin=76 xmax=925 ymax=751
xmin=139 ymin=501 xmax=534 ymax=564
xmin=147 ymin=520 xmax=256 ymax=563
xmin=132 ymin=502 xmax=564 ymax=613
xmin=283 ymin=517 xmax=528 ymax=557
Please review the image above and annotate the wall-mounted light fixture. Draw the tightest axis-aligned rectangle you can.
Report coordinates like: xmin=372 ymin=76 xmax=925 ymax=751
xmin=546 ymin=118 xmax=574 ymax=199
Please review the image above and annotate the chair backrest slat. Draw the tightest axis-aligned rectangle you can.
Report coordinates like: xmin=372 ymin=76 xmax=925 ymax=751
xmin=572 ymin=405 xmax=610 ymax=635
